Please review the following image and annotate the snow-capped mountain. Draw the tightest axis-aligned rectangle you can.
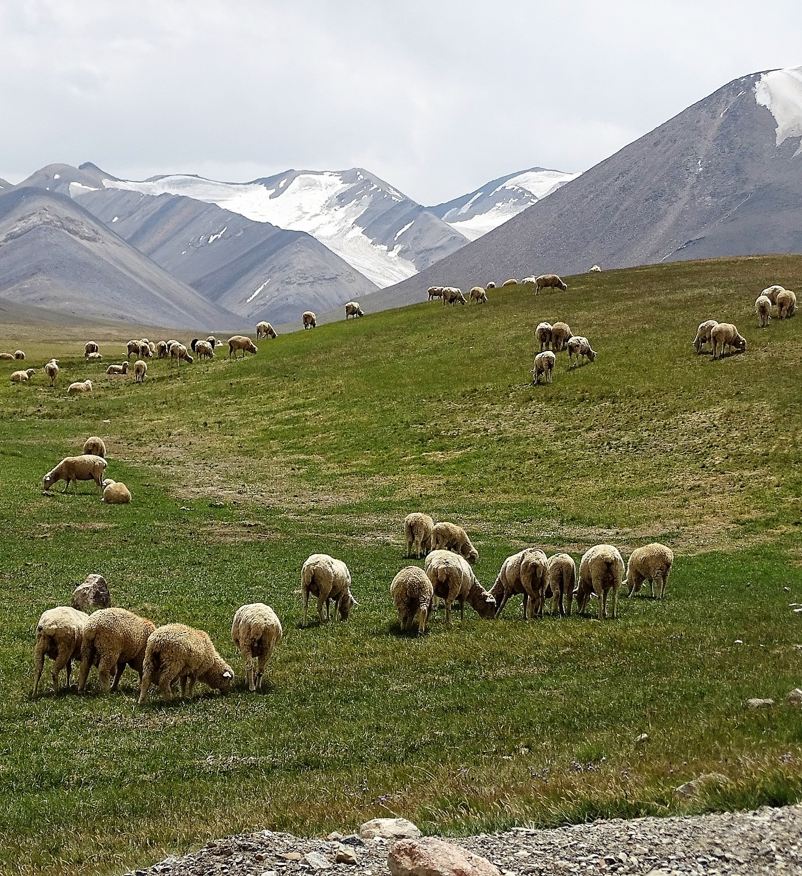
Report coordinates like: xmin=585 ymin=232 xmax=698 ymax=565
xmin=428 ymin=167 xmax=579 ymax=241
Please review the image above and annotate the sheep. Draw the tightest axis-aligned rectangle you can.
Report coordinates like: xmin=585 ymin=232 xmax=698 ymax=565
xmin=102 ymin=479 xmax=131 ymax=504
xmin=424 ymin=550 xmax=496 ymax=624
xmin=231 ymin=603 xmax=283 ymax=691
xmin=551 ymin=321 xmax=573 ymax=352
xmin=711 ymin=322 xmax=747 ymax=359
xmin=11 ymin=368 xmax=36 ymax=383
xmin=626 ymin=543 xmax=674 ymax=599
xmin=469 ymin=286 xmax=488 ymax=304
xmin=535 ymin=322 xmax=553 ymax=351
xmin=138 ymin=623 xmax=234 ymax=703
xmin=32 ymin=606 xmax=89 ymax=695
xmin=535 ymin=274 xmax=568 ymax=294
xmin=84 ymin=342 xmax=99 ymax=357
xmin=83 ymin=436 xmax=106 ymax=458
xmin=431 ymin=521 xmax=479 ymax=564
xmin=777 ymin=289 xmax=797 ymax=319
xmin=391 ymin=567 xmax=434 ymax=635
xmin=0 ymin=352 xmax=14 ymax=359
xmin=256 ymin=321 xmax=278 ymax=339
xmin=106 ymin=362 xmax=129 ymax=376
xmin=576 ymin=544 xmax=625 ymax=620
xmin=589 ymin=265 xmax=602 ymax=272
xmin=44 ymin=359 xmax=59 ymax=386
xmin=755 ymin=294 xmax=772 ymax=327
xmin=302 ymin=311 xmax=317 ymax=329
xmin=156 ymin=340 xmax=169 ymax=359
xmin=404 ymin=512 xmax=435 ymax=559
xmin=502 ymin=279 xmax=518 ymax=287
xmin=489 ymin=548 xmax=548 ymax=619
xmin=567 ymin=335 xmax=597 ymax=366
xmin=531 ymin=351 xmax=556 ymax=384
xmin=126 ymin=340 xmax=142 ymax=359
xmin=194 ymin=340 xmax=214 ymax=360
xmin=521 ymin=276 xmax=537 ymax=287
xmin=71 ymin=574 xmax=112 ymax=613
xmin=170 ymin=343 xmax=193 ymax=366
xmin=134 ymin=359 xmax=148 ymax=383
xmin=14 ymin=350 xmax=25 ymax=360
xmin=427 ymin=286 xmax=444 ymax=301
xmin=43 ymin=454 xmax=107 ymax=493
xmin=67 ymin=379 xmax=93 ymax=394
xmin=78 ymin=607 xmax=155 ymax=692
xmin=207 ymin=335 xmax=219 ymax=348
xmin=301 ymin=553 xmax=357 ymax=625
xmin=345 ymin=301 xmax=364 ymax=319
xmin=228 ymin=335 xmax=258 ymax=357
xmin=442 ymin=287 xmax=466 ymax=306
xmin=547 ymin=552 xmax=576 ymax=617
xmin=761 ymin=285 xmax=785 ymax=305
xmin=85 ymin=352 xmax=103 ymax=361
xmin=693 ymin=319 xmax=718 ymax=354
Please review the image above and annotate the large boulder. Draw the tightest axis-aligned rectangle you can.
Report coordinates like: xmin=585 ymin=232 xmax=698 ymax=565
xmin=388 ymin=838 xmax=501 ymax=876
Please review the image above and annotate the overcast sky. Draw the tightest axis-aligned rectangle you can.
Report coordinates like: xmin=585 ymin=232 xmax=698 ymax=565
xmin=2 ymin=0 xmax=801 ymax=204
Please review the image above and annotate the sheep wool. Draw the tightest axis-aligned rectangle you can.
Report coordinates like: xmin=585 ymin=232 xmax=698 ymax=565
xmin=231 ymin=603 xmax=283 ymax=691
xmin=78 ymin=607 xmax=155 ymax=692
xmin=431 ymin=521 xmax=479 ymax=564
xmin=345 ymin=302 xmax=364 ymax=318
xmin=256 ymin=321 xmax=278 ymax=339
xmin=302 ymin=312 xmax=317 ymax=329
xmin=546 ymin=553 xmax=576 ymax=617
xmin=535 ymin=274 xmax=568 ymax=294
xmin=102 ymin=479 xmax=131 ymax=504
xmin=424 ymin=550 xmax=496 ymax=624
xmin=83 ymin=436 xmax=106 ymax=458
xmin=532 ymin=351 xmax=556 ymax=384
xmin=550 ymin=322 xmax=573 ymax=352
xmin=693 ymin=320 xmax=718 ymax=354
xmin=711 ymin=323 xmax=746 ymax=359
xmin=490 ymin=548 xmax=548 ymax=619
xmin=43 ymin=454 xmax=107 ymax=493
xmin=577 ymin=544 xmax=625 ymax=620
xmin=777 ymin=289 xmax=797 ymax=319
xmin=32 ymin=606 xmax=89 ymax=695
xmin=391 ymin=567 xmax=434 ymax=635
xmin=626 ymin=543 xmax=674 ymax=599
xmin=301 ymin=553 xmax=357 ymax=625
xmin=404 ymin=512 xmax=435 ymax=559
xmin=228 ymin=335 xmax=258 ymax=357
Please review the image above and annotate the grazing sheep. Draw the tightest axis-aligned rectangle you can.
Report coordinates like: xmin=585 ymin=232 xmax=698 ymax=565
xmin=490 ymin=548 xmax=549 ymax=619
xmin=106 ymin=362 xmax=129 ymax=376
xmin=626 ymin=543 xmax=674 ymax=599
xmin=576 ymin=544 xmax=625 ymax=620
xmin=83 ymin=436 xmax=106 ymax=458
xmin=486 ymin=281 xmax=496 ymax=289
xmin=137 ymin=341 xmax=152 ymax=358
xmin=551 ymin=321 xmax=573 ymax=352
xmin=424 ymin=550 xmax=496 ymax=624
xmin=535 ymin=274 xmax=568 ymax=294
xmin=777 ymin=289 xmax=797 ymax=319
xmin=531 ymin=351 xmax=556 ymax=384
xmin=535 ymin=322 xmax=553 ymax=351
xmin=431 ymin=521 xmax=479 ymax=564
xmin=502 ymin=278 xmax=518 ymax=287
xmin=170 ymin=343 xmax=193 ymax=366
xmin=404 ymin=512 xmax=435 ymax=559
xmin=139 ymin=623 xmax=234 ymax=703
xmin=521 ymin=276 xmax=537 ymax=287
xmin=391 ymin=567 xmax=434 ymax=635
xmin=207 ymin=335 xmax=220 ymax=348
xmin=228 ymin=335 xmax=259 ymax=358
xmin=11 ymin=368 xmax=36 ymax=383
xmin=469 ymin=286 xmax=488 ymax=304
xmin=44 ymin=359 xmax=59 ymax=386
xmin=442 ymin=287 xmax=466 ymax=306
xmin=345 ymin=301 xmax=364 ymax=319
xmin=134 ymin=359 xmax=148 ymax=383
xmin=194 ymin=340 xmax=214 ymax=360
xmin=711 ymin=322 xmax=747 ymax=359
xmin=32 ymin=606 xmax=89 ymax=695
xmin=256 ymin=321 xmax=278 ymax=339
xmin=78 ymin=607 xmax=155 ymax=692
xmin=301 ymin=553 xmax=357 ymax=625
xmin=693 ymin=319 xmax=718 ymax=354
xmin=86 ymin=352 xmax=103 ymax=361
xmin=84 ymin=342 xmax=99 ymax=357
xmin=427 ymin=286 xmax=444 ymax=301
xmin=67 ymin=379 xmax=93 ymax=395
xmin=102 ymin=479 xmax=131 ymax=504
xmin=43 ymin=454 xmax=107 ymax=493
xmin=14 ymin=350 xmax=25 ymax=360
xmin=589 ymin=265 xmax=602 ymax=273
xmin=302 ymin=311 xmax=317 ymax=329
xmin=755 ymin=295 xmax=772 ymax=327
xmin=567 ymin=335 xmax=597 ymax=366
xmin=231 ymin=603 xmax=283 ymax=692
xmin=761 ymin=285 xmax=785 ymax=305
xmin=71 ymin=574 xmax=112 ymax=613
xmin=156 ymin=340 xmax=169 ymax=359
xmin=547 ymin=552 xmax=576 ymax=617
xmin=126 ymin=340 xmax=142 ymax=359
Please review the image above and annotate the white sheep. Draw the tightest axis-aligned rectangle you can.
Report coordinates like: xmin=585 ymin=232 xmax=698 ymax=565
xmin=106 ymin=362 xmax=129 ymax=376
xmin=78 ymin=607 xmax=155 ymax=692
xmin=521 ymin=277 xmax=537 ymax=287
xmin=404 ymin=512 xmax=435 ymax=559
xmin=469 ymin=286 xmax=488 ymax=304
xmin=83 ymin=436 xmax=106 ymax=458
xmin=170 ymin=343 xmax=194 ymax=366
xmin=442 ymin=287 xmax=466 ymax=306
xmin=755 ymin=295 xmax=772 ymax=328
xmin=546 ymin=552 xmax=576 ymax=617
xmin=535 ymin=274 xmax=568 ymax=294
xmin=711 ymin=323 xmax=747 ymax=359
xmin=535 ymin=322 xmax=553 ymax=351
xmin=693 ymin=320 xmax=718 ymax=354
xmin=32 ymin=606 xmax=89 ymax=695
xmin=576 ymin=544 xmax=625 ymax=620
xmin=0 ymin=352 xmax=14 ymax=359
xmin=84 ymin=342 xmax=99 ymax=357
xmin=391 ymin=567 xmax=434 ymax=635
xmin=67 ymin=379 xmax=93 ymax=395
xmin=431 ymin=521 xmax=479 ymax=564
xmin=567 ymin=335 xmax=597 ymax=366
xmin=14 ymin=350 xmax=25 ymax=360
xmin=486 ymin=281 xmax=496 ymax=289
xmin=489 ymin=548 xmax=548 ymax=619
xmin=302 ymin=311 xmax=317 ymax=329
xmin=424 ymin=550 xmax=496 ymax=624
xmin=10 ymin=368 xmax=36 ymax=383
xmin=345 ymin=301 xmax=365 ymax=318
xmin=626 ymin=543 xmax=674 ymax=599
xmin=226 ymin=335 xmax=258 ymax=359
xmin=102 ymin=479 xmax=131 ymax=504
xmin=761 ymin=285 xmax=785 ymax=305
xmin=231 ymin=603 xmax=283 ymax=691
xmin=427 ymin=286 xmax=444 ymax=301
xmin=44 ymin=359 xmax=59 ymax=386
xmin=256 ymin=321 xmax=278 ymax=339
xmin=137 ymin=340 xmax=152 ymax=358
xmin=502 ymin=279 xmax=518 ymax=287
xmin=194 ymin=340 xmax=214 ymax=361
xmin=70 ymin=574 xmax=112 ymax=613
xmin=777 ymin=289 xmax=797 ymax=319
xmin=85 ymin=352 xmax=103 ymax=361
xmin=138 ymin=623 xmax=234 ymax=703
xmin=126 ymin=339 xmax=143 ymax=359
xmin=550 ymin=321 xmax=573 ymax=352
xmin=531 ymin=351 xmax=556 ymax=384
xmin=134 ymin=359 xmax=148 ymax=383
xmin=156 ymin=340 xmax=169 ymax=359
xmin=301 ymin=553 xmax=357 ymax=625
xmin=589 ymin=265 xmax=602 ymax=273
xmin=43 ymin=454 xmax=107 ymax=492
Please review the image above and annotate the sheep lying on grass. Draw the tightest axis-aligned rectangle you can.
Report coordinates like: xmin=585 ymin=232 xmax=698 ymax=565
xmin=86 ymin=352 xmax=103 ymax=362
xmin=502 ymin=279 xmax=518 ymax=287
xmin=301 ymin=554 xmax=357 ymax=625
xmin=256 ymin=321 xmax=278 ymax=338
xmin=589 ymin=265 xmax=602 ymax=272
xmin=102 ymin=479 xmax=131 ymax=504
xmin=535 ymin=322 xmax=553 ymax=351
xmin=84 ymin=342 xmax=99 ymax=357
xmin=44 ymin=359 xmax=59 ymax=386
xmin=231 ymin=603 xmax=282 ymax=692
xmin=404 ymin=512 xmax=434 ymax=559
xmin=106 ymin=362 xmax=129 ymax=376
xmin=547 ymin=553 xmax=576 ymax=617
xmin=391 ymin=567 xmax=434 ymax=635
xmin=711 ymin=323 xmax=746 ymax=359
xmin=11 ymin=368 xmax=36 ymax=383
xmin=83 ymin=436 xmax=106 ymax=457
xmin=576 ymin=544 xmax=625 ymax=620
xmin=536 ymin=274 xmax=568 ymax=294
xmin=71 ymin=574 xmax=111 ymax=612
xmin=32 ymin=606 xmax=89 ymax=695
xmin=43 ymin=455 xmax=107 ymax=493
xmin=531 ymin=351 xmax=556 ymax=384
xmin=777 ymin=289 xmax=797 ymax=319
xmin=0 ymin=352 xmax=14 ymax=359
xmin=755 ymin=295 xmax=772 ymax=328
xmin=490 ymin=548 xmax=548 ymax=619
xmin=693 ymin=319 xmax=718 ymax=353
xmin=302 ymin=312 xmax=317 ymax=329
xmin=432 ymin=521 xmax=479 ymax=564
xmin=67 ymin=379 xmax=93 ymax=395
xmin=78 ymin=608 xmax=155 ymax=693
xmin=345 ymin=301 xmax=364 ymax=318
xmin=626 ymin=543 xmax=674 ymax=599
xmin=424 ymin=550 xmax=496 ymax=624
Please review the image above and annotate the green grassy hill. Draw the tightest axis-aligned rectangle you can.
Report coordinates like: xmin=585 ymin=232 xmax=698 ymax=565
xmin=1 ymin=255 xmax=802 ymax=876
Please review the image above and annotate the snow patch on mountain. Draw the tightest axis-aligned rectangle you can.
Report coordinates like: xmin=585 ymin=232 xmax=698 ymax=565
xmin=755 ymin=65 xmax=802 ymax=155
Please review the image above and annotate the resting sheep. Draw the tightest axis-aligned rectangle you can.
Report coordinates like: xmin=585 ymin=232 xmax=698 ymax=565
xmin=102 ymin=479 xmax=131 ymax=504
xmin=302 ymin=311 xmax=317 ymax=329
xmin=43 ymin=454 xmax=107 ymax=493
xmin=547 ymin=552 xmax=576 ymax=617
xmin=693 ymin=319 xmax=718 ymax=354
xmin=626 ymin=543 xmax=674 ymax=599
xmin=490 ymin=548 xmax=548 ymax=619
xmin=431 ymin=521 xmax=479 ymax=564
xmin=11 ymin=368 xmax=36 ymax=383
xmin=761 ymin=285 xmax=785 ymax=306
xmin=231 ymin=603 xmax=283 ymax=691
xmin=391 ymin=567 xmax=434 ymax=635
xmin=469 ymin=286 xmax=488 ymax=304
xmin=32 ymin=606 xmax=89 ymax=695
xmin=256 ymin=321 xmax=278 ymax=339
xmin=301 ymin=553 xmax=357 ymax=625
xmin=589 ymin=265 xmax=602 ymax=272
xmin=424 ymin=550 xmax=496 ymax=624
xmin=86 ymin=352 xmax=103 ymax=361
xmin=78 ymin=607 xmax=155 ymax=692
xmin=84 ymin=342 xmax=99 ymax=357
xmin=0 ymin=352 xmax=14 ymax=359
xmin=106 ymin=362 xmax=129 ymax=376
xmin=755 ymin=295 xmax=772 ymax=328
xmin=536 ymin=274 xmax=568 ymax=294
xmin=71 ymin=574 xmax=112 ymax=612
xmin=567 ymin=336 xmax=597 ymax=366
xmin=404 ymin=512 xmax=435 ymax=559
xmin=345 ymin=302 xmax=364 ymax=319
xmin=139 ymin=623 xmax=234 ymax=703
xmin=777 ymin=289 xmax=797 ymax=319
xmin=551 ymin=321 xmax=573 ymax=352
xmin=535 ymin=322 xmax=553 ymax=351
xmin=531 ymin=351 xmax=556 ymax=384
xmin=576 ymin=544 xmax=625 ymax=620
xmin=44 ymin=359 xmax=59 ymax=386
xmin=67 ymin=379 xmax=93 ymax=395
xmin=711 ymin=322 xmax=746 ymax=359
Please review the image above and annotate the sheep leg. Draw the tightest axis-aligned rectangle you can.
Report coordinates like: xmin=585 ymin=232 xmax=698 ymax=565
xmin=32 ymin=642 xmax=46 ymax=696
xmin=494 ymin=591 xmax=510 ymax=619
xmin=317 ymin=594 xmax=328 ymax=623
xmin=51 ymin=647 xmax=72 ymax=693
xmin=138 ymin=670 xmax=153 ymax=704
xmin=598 ymin=587 xmax=606 ymax=620
xmin=256 ymin=652 xmax=268 ymax=690
xmin=418 ymin=604 xmax=429 ymax=635
xmin=610 ymin=587 xmax=619 ymax=619
xmin=183 ymin=675 xmax=197 ymax=698
xmin=566 ymin=586 xmax=573 ymax=617
xmin=522 ymin=593 xmax=529 ymax=620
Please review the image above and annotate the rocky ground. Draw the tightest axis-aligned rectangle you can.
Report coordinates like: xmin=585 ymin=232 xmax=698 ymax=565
xmin=126 ymin=805 xmax=802 ymax=876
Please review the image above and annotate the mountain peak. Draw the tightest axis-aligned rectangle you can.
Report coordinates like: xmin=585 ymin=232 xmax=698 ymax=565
xmin=754 ymin=65 xmax=802 ymax=153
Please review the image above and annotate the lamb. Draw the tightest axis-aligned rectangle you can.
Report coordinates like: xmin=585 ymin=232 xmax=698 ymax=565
xmin=404 ymin=512 xmax=435 ymax=559
xmin=170 ymin=343 xmax=194 ymax=366
xmin=777 ymin=289 xmax=797 ymax=319
xmin=44 ymin=359 xmax=59 ymax=386
xmin=761 ymin=285 xmax=785 ymax=305
xmin=535 ymin=274 xmax=568 ymax=294
xmin=301 ymin=553 xmax=357 ymax=625
xmin=502 ymin=279 xmax=518 ymax=287
xmin=424 ymin=550 xmax=496 ymax=624
xmin=469 ymin=286 xmax=488 ymax=304
xmin=489 ymin=548 xmax=548 ymax=619
xmin=194 ymin=340 xmax=214 ymax=360
xmin=535 ymin=322 xmax=553 ymax=351
xmin=442 ymin=287 xmax=466 ymax=306
xmin=755 ymin=295 xmax=772 ymax=327
xmin=14 ymin=350 xmax=25 ymax=360
xmin=625 ymin=543 xmax=674 ymax=599
xmin=231 ymin=603 xmax=283 ymax=691
xmin=576 ymin=544 xmax=625 ymax=620
xmin=391 ymin=567 xmax=434 ymax=635
xmin=106 ymin=362 xmax=129 ymax=376
xmin=134 ymin=359 xmax=148 ymax=382
xmin=711 ymin=322 xmax=747 ymax=359
xmin=693 ymin=319 xmax=718 ymax=354
xmin=85 ymin=352 xmax=103 ymax=361
xmin=32 ymin=606 xmax=89 ymax=695
xmin=567 ymin=335 xmax=597 ymax=366
xmin=256 ymin=321 xmax=278 ymax=339
xmin=345 ymin=301 xmax=365 ymax=318
xmin=71 ymin=574 xmax=112 ymax=612
xmin=102 ymin=479 xmax=132 ymax=504
xmin=431 ymin=521 xmax=479 ymax=564
xmin=550 ymin=321 xmax=573 ymax=352
xmin=531 ymin=351 xmax=556 ymax=384
xmin=43 ymin=454 xmax=107 ymax=493
xmin=84 ymin=342 xmax=99 ymax=357
xmin=302 ymin=311 xmax=317 ymax=329
xmin=67 ymin=379 xmax=93 ymax=394
xmin=78 ymin=607 xmax=155 ymax=692
xmin=546 ymin=552 xmax=576 ymax=616
xmin=138 ymin=623 xmax=234 ymax=703
xmin=589 ymin=265 xmax=602 ymax=272
xmin=427 ymin=286 xmax=444 ymax=301
xmin=11 ymin=368 xmax=36 ymax=382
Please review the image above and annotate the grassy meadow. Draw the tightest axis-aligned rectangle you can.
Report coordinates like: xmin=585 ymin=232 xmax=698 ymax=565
xmin=1 ymin=255 xmax=802 ymax=876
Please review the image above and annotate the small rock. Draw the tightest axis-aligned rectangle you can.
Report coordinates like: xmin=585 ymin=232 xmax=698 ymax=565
xmin=360 ymin=818 xmax=422 ymax=840
xmin=340 ymin=835 xmax=365 ymax=847
xmin=734 ymin=639 xmax=744 ymax=644
xmin=261 ymin=871 xmax=278 ymax=876
xmin=335 ymin=848 xmax=358 ymax=865
xmin=787 ymin=689 xmax=802 ymax=705
xmin=747 ymin=698 xmax=775 ymax=709
xmin=303 ymin=852 xmax=332 ymax=870
xmin=282 ymin=853 xmax=302 ymax=861
xmin=635 ymin=733 xmax=650 ymax=744
xmin=388 ymin=838 xmax=502 ymax=876
xmin=327 ymin=832 xmax=343 ymax=842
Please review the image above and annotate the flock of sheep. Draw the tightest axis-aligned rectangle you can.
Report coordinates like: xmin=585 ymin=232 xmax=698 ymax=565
xmin=42 ymin=437 xmax=131 ymax=503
